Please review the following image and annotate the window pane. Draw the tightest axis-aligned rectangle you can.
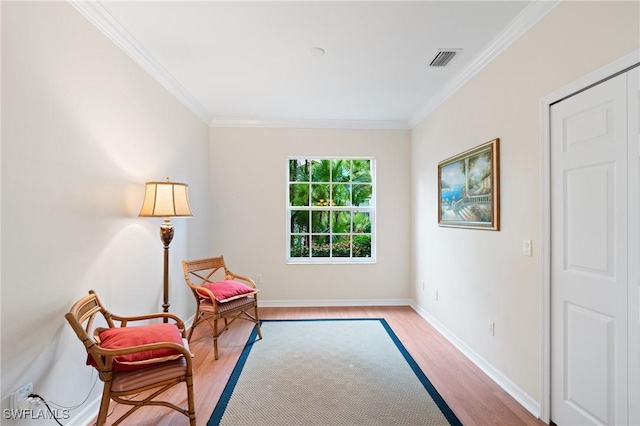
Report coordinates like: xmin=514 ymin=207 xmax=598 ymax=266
xmin=353 ymin=184 xmax=372 ymax=206
xmin=311 ymin=211 xmax=329 ymax=233
xmin=353 ymin=212 xmax=371 ymax=233
xmin=353 ymin=234 xmax=372 ymax=258
xmin=289 ymin=159 xmax=309 ymax=182
xmin=289 ymin=184 xmax=310 ymax=206
xmin=312 ymin=184 xmax=330 ymax=206
xmin=287 ymin=157 xmax=375 ymax=263
xmin=311 ymin=159 xmax=330 ymax=182
xmin=331 ymin=211 xmax=351 ymax=234
xmin=290 ymin=235 xmax=309 ymax=258
xmin=331 ymin=159 xmax=350 ymax=182
xmin=312 ymin=235 xmax=330 ymax=257
xmin=353 ymin=159 xmax=372 ymax=182
xmin=331 ymin=184 xmax=351 ymax=206
xmin=332 ymin=235 xmax=351 ymax=257
xmin=290 ymin=210 xmax=309 ymax=233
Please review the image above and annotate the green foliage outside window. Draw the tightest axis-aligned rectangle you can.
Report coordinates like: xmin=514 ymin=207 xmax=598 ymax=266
xmin=288 ymin=158 xmax=374 ymax=261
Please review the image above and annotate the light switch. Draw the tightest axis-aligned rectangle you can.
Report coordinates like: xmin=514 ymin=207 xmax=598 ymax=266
xmin=523 ymin=239 xmax=532 ymax=256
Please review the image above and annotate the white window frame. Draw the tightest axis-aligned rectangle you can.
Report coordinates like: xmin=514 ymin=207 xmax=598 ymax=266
xmin=286 ymin=157 xmax=376 ymax=264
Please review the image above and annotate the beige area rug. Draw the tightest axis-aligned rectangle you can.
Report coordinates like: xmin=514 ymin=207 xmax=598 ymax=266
xmin=208 ymin=319 xmax=462 ymax=426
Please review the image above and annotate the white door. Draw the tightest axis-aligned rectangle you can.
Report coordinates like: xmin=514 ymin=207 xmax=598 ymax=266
xmin=550 ymin=71 xmax=630 ymax=425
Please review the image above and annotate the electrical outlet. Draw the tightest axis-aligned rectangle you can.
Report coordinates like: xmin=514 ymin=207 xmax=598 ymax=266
xmin=435 ymin=290 xmax=439 ymax=301
xmin=256 ymin=274 xmax=262 ymax=284
xmin=10 ymin=382 xmax=33 ymax=410
xmin=421 ymin=280 xmax=425 ymax=291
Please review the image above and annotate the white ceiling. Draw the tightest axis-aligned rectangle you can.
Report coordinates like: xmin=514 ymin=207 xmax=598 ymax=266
xmin=78 ymin=1 xmax=555 ymax=129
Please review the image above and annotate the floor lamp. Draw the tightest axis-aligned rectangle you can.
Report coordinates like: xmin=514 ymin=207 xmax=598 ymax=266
xmin=139 ymin=178 xmax=193 ymax=321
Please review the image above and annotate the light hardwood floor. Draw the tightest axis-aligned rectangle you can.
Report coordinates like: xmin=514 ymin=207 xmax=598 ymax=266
xmin=95 ymin=306 xmax=547 ymax=426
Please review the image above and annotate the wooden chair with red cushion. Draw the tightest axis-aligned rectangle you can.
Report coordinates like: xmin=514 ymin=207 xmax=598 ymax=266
xmin=181 ymin=255 xmax=262 ymax=360
xmin=65 ymin=290 xmax=196 ymax=426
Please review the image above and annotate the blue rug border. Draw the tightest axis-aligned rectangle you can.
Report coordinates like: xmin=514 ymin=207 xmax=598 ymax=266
xmin=208 ymin=318 xmax=462 ymax=426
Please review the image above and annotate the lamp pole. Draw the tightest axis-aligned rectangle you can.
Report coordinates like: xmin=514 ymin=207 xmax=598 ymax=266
xmin=160 ymin=219 xmax=175 ymax=322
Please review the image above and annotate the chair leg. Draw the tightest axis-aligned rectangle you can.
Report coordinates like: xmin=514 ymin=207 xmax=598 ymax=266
xmin=186 ymin=371 xmax=196 ymax=426
xmin=187 ymin=311 xmax=199 ymax=341
xmin=254 ymin=305 xmax=263 ymax=340
xmin=213 ymin=319 xmax=219 ymax=360
xmin=96 ymin=385 xmax=112 ymax=426
xmin=187 ymin=322 xmax=196 ymax=341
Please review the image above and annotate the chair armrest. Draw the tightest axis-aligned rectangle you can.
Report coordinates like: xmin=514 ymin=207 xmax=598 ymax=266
xmin=194 ymin=287 xmax=216 ymax=303
xmin=93 ymin=341 xmax=193 ymax=372
xmin=94 ymin=341 xmax=191 ymax=358
xmin=110 ymin=313 xmax=186 ymax=332
xmin=225 ymin=271 xmax=257 ymax=288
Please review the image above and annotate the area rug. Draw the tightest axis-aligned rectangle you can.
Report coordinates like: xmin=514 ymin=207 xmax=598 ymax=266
xmin=208 ymin=319 xmax=461 ymax=426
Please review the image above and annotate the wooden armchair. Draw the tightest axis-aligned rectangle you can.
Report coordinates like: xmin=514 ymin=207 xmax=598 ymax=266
xmin=182 ymin=256 xmax=262 ymax=360
xmin=65 ymin=291 xmax=195 ymax=426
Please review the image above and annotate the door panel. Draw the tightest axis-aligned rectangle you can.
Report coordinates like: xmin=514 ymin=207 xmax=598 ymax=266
xmin=564 ymin=163 xmax=614 ymax=275
xmin=551 ymin=72 xmax=628 ymax=425
xmin=564 ymin=303 xmax=614 ymax=424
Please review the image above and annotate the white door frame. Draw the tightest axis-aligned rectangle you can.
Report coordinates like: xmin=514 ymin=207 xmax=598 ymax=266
xmin=540 ymin=49 xmax=640 ymax=424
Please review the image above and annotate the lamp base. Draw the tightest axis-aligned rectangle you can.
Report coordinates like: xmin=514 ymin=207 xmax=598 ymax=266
xmin=160 ymin=221 xmax=174 ymax=248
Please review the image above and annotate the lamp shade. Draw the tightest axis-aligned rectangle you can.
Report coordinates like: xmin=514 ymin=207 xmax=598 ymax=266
xmin=139 ymin=179 xmax=193 ymax=218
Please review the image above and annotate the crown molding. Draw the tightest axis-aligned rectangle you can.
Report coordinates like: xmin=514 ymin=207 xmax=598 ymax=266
xmin=210 ymin=117 xmax=411 ymax=131
xmin=70 ymin=0 xmax=559 ymax=131
xmin=408 ymin=0 xmax=562 ymax=128
xmin=68 ymin=0 xmax=213 ymax=124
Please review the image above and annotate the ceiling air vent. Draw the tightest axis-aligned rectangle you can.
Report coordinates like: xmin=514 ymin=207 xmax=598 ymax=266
xmin=429 ymin=50 xmax=460 ymax=67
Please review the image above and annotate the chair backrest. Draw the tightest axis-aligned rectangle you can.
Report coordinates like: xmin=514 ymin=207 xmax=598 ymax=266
xmin=182 ymin=256 xmax=233 ymax=297
xmin=65 ymin=291 xmax=114 ymax=378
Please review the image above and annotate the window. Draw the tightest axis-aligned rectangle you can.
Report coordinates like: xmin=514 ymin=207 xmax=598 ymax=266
xmin=287 ymin=158 xmax=375 ymax=263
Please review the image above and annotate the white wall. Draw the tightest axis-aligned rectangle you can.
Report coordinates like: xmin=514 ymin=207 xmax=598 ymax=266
xmin=0 ymin=2 xmax=210 ymax=423
xmin=209 ymin=127 xmax=411 ymax=303
xmin=411 ymin=0 xmax=639 ymax=411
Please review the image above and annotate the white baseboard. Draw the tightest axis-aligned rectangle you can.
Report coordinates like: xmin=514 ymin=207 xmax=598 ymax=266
xmin=184 ymin=313 xmax=195 ymax=329
xmin=259 ymin=298 xmax=412 ymax=308
xmin=65 ymin=396 xmax=101 ymax=426
xmin=409 ymin=301 xmax=541 ymax=419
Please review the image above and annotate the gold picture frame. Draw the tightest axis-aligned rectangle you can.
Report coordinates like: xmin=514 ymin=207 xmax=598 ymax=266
xmin=438 ymin=138 xmax=500 ymax=230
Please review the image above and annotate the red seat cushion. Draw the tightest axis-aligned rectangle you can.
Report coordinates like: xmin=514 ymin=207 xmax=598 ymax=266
xmin=87 ymin=323 xmax=185 ymax=371
xmin=197 ymin=280 xmax=255 ymax=302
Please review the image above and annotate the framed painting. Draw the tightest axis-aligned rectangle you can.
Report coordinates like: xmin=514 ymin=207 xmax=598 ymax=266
xmin=438 ymin=138 xmax=500 ymax=230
